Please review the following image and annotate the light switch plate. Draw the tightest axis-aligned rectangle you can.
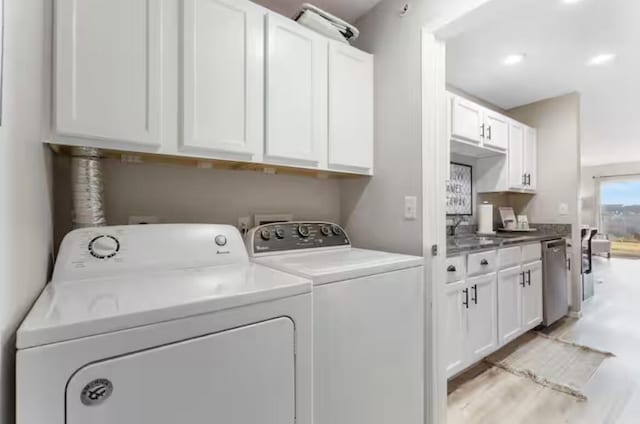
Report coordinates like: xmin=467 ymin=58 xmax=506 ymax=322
xmin=404 ymin=196 xmax=418 ymax=220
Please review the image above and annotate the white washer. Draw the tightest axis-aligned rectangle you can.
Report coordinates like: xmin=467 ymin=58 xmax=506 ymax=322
xmin=246 ymin=222 xmax=425 ymax=424
xmin=17 ymin=224 xmax=312 ymax=424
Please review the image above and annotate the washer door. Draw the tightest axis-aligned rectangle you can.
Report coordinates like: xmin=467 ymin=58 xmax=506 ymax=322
xmin=66 ymin=318 xmax=295 ymax=424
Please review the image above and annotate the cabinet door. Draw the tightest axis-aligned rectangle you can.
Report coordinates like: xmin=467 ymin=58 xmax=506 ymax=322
xmin=467 ymin=273 xmax=498 ymax=362
xmin=328 ymin=42 xmax=374 ymax=173
xmin=181 ymin=0 xmax=264 ymax=157
xmin=266 ymin=13 xmax=327 ymax=165
xmin=508 ymin=122 xmax=525 ymax=189
xmin=450 ymin=96 xmax=484 ymax=144
xmin=523 ymin=260 xmax=543 ymax=329
xmin=497 ymin=266 xmax=524 ymax=345
xmin=443 ymin=281 xmax=468 ymax=378
xmin=524 ymin=127 xmax=537 ymax=191
xmin=484 ymin=111 xmax=509 ymax=151
xmin=55 ymin=0 xmax=162 ymax=147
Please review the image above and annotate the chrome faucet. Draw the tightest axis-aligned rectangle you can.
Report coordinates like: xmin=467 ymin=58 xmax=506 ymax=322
xmin=448 ymin=216 xmax=466 ymax=237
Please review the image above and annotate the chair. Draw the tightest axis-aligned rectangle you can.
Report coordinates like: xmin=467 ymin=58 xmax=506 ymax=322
xmin=591 ymin=233 xmax=612 ymax=259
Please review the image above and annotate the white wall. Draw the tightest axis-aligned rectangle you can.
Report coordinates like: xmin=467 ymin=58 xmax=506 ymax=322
xmin=581 ymin=161 xmax=640 ymax=227
xmin=341 ymin=0 xmax=491 ymax=256
xmin=0 ymin=0 xmax=53 ymax=422
xmin=508 ymin=93 xmax=582 ymax=311
xmin=53 ymin=157 xmax=341 ymax=248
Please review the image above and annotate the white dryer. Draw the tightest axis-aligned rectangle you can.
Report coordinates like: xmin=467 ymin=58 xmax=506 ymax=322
xmin=246 ymin=222 xmax=425 ymax=424
xmin=17 ymin=224 xmax=312 ymax=424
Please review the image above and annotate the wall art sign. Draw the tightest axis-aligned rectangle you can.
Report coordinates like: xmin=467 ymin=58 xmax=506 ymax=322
xmin=447 ymin=162 xmax=472 ymax=216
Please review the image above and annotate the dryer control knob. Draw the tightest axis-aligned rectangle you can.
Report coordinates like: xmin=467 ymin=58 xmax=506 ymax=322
xmin=331 ymin=225 xmax=343 ymax=236
xmin=89 ymin=235 xmax=120 ymax=259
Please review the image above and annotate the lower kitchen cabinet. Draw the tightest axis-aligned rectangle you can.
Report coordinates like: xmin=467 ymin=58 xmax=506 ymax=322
xmin=444 ymin=281 xmax=467 ymax=377
xmin=466 ymin=273 xmax=498 ymax=362
xmin=444 ymin=274 xmax=498 ymax=378
xmin=445 ymin=245 xmax=543 ymax=379
xmin=522 ymin=260 xmax=543 ymax=328
xmin=497 ymin=265 xmax=524 ymax=345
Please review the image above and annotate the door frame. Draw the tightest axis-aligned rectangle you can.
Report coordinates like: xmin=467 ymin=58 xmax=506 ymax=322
xmin=421 ymin=30 xmax=447 ymax=424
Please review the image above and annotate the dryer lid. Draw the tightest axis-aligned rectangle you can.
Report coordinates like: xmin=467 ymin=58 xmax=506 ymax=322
xmin=253 ymin=248 xmax=424 ymax=285
xmin=17 ymin=263 xmax=310 ymax=349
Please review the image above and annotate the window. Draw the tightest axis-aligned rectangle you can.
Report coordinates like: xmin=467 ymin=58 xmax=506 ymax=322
xmin=600 ymin=179 xmax=640 ymax=257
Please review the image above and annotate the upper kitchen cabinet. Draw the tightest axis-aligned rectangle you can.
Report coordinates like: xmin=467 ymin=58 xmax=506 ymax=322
xmin=328 ymin=42 xmax=374 ymax=174
xmin=524 ymin=126 xmax=537 ymax=191
xmin=450 ymin=96 xmax=484 ymax=145
xmin=449 ymin=94 xmax=509 ymax=158
xmin=181 ymin=0 xmax=264 ymax=159
xmin=483 ymin=110 xmax=509 ymax=151
xmin=507 ymin=121 xmax=525 ymax=189
xmin=55 ymin=0 xmax=163 ymax=148
xmin=265 ymin=13 xmax=328 ymax=167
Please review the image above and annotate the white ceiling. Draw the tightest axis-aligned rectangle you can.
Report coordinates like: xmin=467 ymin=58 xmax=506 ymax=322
xmin=438 ymin=0 xmax=640 ymax=167
xmin=252 ymin=0 xmax=383 ymax=23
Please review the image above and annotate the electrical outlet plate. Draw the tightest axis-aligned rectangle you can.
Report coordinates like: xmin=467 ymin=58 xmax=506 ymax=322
xmin=238 ymin=216 xmax=251 ymax=233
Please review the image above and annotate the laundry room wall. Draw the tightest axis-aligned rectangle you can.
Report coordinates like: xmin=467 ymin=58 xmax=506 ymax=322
xmin=53 ymin=157 xmax=342 ymax=250
xmin=0 ymin=0 xmax=53 ymax=422
xmin=340 ymin=0 xmax=494 ymax=256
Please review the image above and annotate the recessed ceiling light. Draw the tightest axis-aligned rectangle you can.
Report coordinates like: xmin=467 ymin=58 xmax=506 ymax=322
xmin=503 ymin=54 xmax=526 ymax=66
xmin=562 ymin=0 xmax=583 ymax=4
xmin=587 ymin=53 xmax=616 ymax=66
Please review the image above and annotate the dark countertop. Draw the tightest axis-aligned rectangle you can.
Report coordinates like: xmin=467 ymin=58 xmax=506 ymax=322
xmin=447 ymin=232 xmax=566 ymax=257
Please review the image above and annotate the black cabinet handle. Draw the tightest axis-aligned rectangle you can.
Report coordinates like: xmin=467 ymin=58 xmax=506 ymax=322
xmin=520 ymin=272 xmax=526 ymax=287
xmin=526 ymin=174 xmax=531 ymax=186
xmin=522 ymin=174 xmax=527 ymax=185
xmin=527 ymin=270 xmax=532 ymax=286
xmin=472 ymin=284 xmax=478 ymax=304
xmin=463 ymin=288 xmax=469 ymax=309
xmin=567 ymin=257 xmax=571 ymax=271
xmin=480 ymin=259 xmax=489 ymax=266
xmin=447 ymin=265 xmax=456 ymax=272
xmin=487 ymin=125 xmax=492 ymax=140
xmin=480 ymin=124 xmax=485 ymax=138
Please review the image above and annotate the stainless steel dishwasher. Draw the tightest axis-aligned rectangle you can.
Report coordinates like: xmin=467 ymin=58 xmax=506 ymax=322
xmin=542 ymin=239 xmax=569 ymax=326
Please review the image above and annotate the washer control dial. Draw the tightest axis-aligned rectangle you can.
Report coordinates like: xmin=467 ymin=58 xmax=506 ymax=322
xmin=214 ymin=235 xmax=227 ymax=246
xmin=331 ymin=225 xmax=343 ymax=236
xmin=275 ymin=228 xmax=286 ymax=239
xmin=297 ymin=225 xmax=311 ymax=238
xmin=260 ymin=229 xmax=272 ymax=241
xmin=89 ymin=235 xmax=120 ymax=259
xmin=320 ymin=225 xmax=331 ymax=236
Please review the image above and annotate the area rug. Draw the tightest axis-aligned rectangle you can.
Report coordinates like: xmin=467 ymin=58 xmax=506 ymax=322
xmin=484 ymin=332 xmax=614 ymax=401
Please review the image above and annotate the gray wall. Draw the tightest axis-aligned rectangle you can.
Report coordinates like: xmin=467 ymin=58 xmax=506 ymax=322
xmin=53 ymin=157 xmax=341 ymax=249
xmin=508 ymin=93 xmax=582 ymax=311
xmin=0 ymin=1 xmax=53 ymax=422
xmin=341 ymin=0 xmax=492 ymax=256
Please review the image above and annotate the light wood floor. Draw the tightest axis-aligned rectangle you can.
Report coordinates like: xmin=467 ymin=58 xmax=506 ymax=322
xmin=448 ymin=257 xmax=640 ymax=424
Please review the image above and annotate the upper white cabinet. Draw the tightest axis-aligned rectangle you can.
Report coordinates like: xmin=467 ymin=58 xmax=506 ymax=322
xmin=55 ymin=0 xmax=163 ymax=147
xmin=328 ymin=42 xmax=374 ymax=173
xmin=181 ymin=0 xmax=264 ymax=158
xmin=524 ymin=127 xmax=537 ymax=191
xmin=484 ymin=110 xmax=509 ymax=151
xmin=507 ymin=122 xmax=525 ymax=189
xmin=51 ymin=1 xmax=375 ymax=176
xmin=450 ymin=96 xmax=484 ymax=145
xmin=265 ymin=13 xmax=327 ymax=166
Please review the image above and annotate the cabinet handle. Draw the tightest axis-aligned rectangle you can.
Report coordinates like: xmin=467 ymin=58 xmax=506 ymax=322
xmin=567 ymin=257 xmax=571 ymax=271
xmin=463 ymin=288 xmax=469 ymax=309
xmin=472 ymin=284 xmax=478 ymax=304
xmin=487 ymin=125 xmax=492 ymax=140
xmin=480 ymin=259 xmax=489 ymax=266
xmin=520 ymin=272 xmax=526 ymax=287
xmin=522 ymin=174 xmax=527 ymax=185
xmin=447 ymin=265 xmax=457 ymax=272
xmin=528 ymin=174 xmax=532 ymax=186
xmin=480 ymin=124 xmax=485 ymax=138
xmin=527 ymin=270 xmax=532 ymax=286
